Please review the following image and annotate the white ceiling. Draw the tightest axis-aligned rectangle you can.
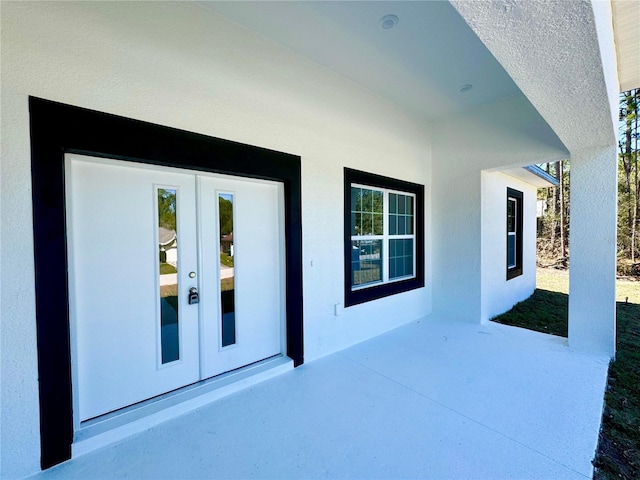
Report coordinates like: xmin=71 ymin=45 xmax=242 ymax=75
xmin=199 ymin=1 xmax=522 ymax=122
xmin=611 ymin=0 xmax=640 ymax=92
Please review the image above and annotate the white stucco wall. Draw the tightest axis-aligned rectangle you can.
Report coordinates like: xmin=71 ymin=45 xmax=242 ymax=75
xmin=480 ymin=172 xmax=537 ymax=323
xmin=431 ymin=94 xmax=567 ymax=323
xmin=568 ymin=146 xmax=618 ymax=356
xmin=452 ymin=1 xmax=618 ymax=357
xmin=591 ymin=0 xmax=620 ymax=132
xmin=0 ymin=2 xmax=432 ymax=477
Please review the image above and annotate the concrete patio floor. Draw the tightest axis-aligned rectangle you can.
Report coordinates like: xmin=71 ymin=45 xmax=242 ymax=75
xmin=29 ymin=316 xmax=609 ymax=480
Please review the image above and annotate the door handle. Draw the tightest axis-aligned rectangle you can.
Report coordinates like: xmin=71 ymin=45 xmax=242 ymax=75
xmin=188 ymin=287 xmax=199 ymax=305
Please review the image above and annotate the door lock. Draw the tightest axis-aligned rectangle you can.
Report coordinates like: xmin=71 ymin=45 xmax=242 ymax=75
xmin=188 ymin=287 xmax=199 ymax=305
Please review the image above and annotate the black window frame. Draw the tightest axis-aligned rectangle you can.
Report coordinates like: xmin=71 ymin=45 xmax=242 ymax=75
xmin=344 ymin=168 xmax=425 ymax=307
xmin=506 ymin=187 xmax=523 ymax=280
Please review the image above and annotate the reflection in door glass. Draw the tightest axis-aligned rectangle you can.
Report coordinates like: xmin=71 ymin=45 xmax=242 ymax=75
xmin=158 ymin=188 xmax=179 ymax=363
xmin=219 ymin=193 xmax=236 ymax=347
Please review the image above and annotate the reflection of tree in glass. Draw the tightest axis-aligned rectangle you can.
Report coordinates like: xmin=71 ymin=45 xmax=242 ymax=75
xmin=355 ymin=189 xmax=384 ymax=235
xmin=158 ymin=189 xmax=177 ymax=231
xmin=355 ymin=189 xmax=383 ymax=214
xmin=219 ymin=195 xmax=233 ymax=236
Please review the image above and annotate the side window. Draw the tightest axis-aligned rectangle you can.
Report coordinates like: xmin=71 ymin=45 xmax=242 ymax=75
xmin=344 ymin=168 xmax=424 ymax=306
xmin=506 ymin=187 xmax=523 ymax=280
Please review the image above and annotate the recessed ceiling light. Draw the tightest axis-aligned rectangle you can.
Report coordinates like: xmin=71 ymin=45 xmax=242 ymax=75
xmin=459 ymin=84 xmax=473 ymax=93
xmin=379 ymin=14 xmax=399 ymax=30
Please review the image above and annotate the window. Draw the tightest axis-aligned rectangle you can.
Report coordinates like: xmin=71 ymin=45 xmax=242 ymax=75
xmin=506 ymin=187 xmax=523 ymax=280
xmin=344 ymin=168 xmax=424 ymax=306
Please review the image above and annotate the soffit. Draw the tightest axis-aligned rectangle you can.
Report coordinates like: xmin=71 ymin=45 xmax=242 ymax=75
xmin=451 ymin=0 xmax=617 ymax=152
xmin=502 ymin=166 xmax=559 ymax=188
xmin=199 ymin=1 xmax=522 ymax=122
xmin=611 ymin=0 xmax=640 ymax=92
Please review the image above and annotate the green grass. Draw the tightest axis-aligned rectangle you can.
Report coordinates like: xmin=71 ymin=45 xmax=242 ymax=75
xmin=491 ymin=288 xmax=568 ymax=337
xmin=160 ymin=262 xmax=177 ymax=275
xmin=220 ymin=252 xmax=234 ymax=267
xmin=493 ymin=267 xmax=640 ymax=479
xmin=594 ymin=302 xmax=640 ymax=480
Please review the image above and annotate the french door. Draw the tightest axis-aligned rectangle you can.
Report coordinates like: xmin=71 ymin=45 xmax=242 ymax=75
xmin=66 ymin=155 xmax=284 ymax=422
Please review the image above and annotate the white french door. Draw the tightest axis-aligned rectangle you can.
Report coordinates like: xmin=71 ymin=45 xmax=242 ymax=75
xmin=66 ymin=155 xmax=284 ymax=422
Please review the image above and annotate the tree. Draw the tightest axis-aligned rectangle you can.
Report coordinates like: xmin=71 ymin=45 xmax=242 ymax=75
xmin=537 ymin=89 xmax=639 ymax=277
xmin=618 ymin=88 xmax=639 ymax=265
xmin=537 ymin=160 xmax=570 ymax=267
xmin=158 ymin=188 xmax=177 ymax=231
xmin=219 ymin=196 xmax=233 ymax=236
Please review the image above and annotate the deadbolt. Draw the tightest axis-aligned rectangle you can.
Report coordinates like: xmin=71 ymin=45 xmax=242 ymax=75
xmin=188 ymin=287 xmax=199 ymax=305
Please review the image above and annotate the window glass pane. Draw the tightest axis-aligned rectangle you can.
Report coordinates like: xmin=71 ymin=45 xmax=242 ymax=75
xmin=158 ymin=188 xmax=179 ymax=364
xmin=507 ymin=198 xmax=516 ymax=233
xmin=389 ymin=193 xmax=397 ymax=214
xmin=373 ymin=190 xmax=383 ymax=214
xmin=507 ymin=234 xmax=516 ymax=268
xmin=351 ymin=187 xmax=359 ymax=212
xmin=351 ymin=240 xmax=383 ymax=287
xmin=398 ymin=216 xmax=406 ymax=235
xmin=352 ymin=187 xmax=384 ymax=238
xmin=364 ymin=190 xmax=373 ymax=212
xmin=389 ymin=195 xmax=414 ymax=237
xmin=356 ymin=188 xmax=366 ymax=212
xmin=373 ymin=213 xmax=383 ymax=235
xmin=389 ymin=238 xmax=414 ymax=280
xmin=398 ymin=194 xmax=406 ymax=214
xmin=404 ymin=256 xmax=413 ymax=277
xmin=219 ymin=193 xmax=236 ymax=347
xmin=362 ymin=213 xmax=373 ymax=235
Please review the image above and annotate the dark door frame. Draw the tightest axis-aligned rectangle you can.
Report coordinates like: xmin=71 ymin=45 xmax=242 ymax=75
xmin=29 ymin=97 xmax=304 ymax=469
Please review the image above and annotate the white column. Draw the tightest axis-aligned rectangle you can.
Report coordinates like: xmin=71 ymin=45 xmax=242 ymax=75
xmin=568 ymin=146 xmax=617 ymax=357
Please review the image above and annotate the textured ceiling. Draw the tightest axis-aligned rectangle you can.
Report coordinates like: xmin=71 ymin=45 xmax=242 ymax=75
xmin=200 ymin=0 xmax=619 ymax=151
xmin=199 ymin=1 xmax=522 ymax=122
xmin=451 ymin=0 xmax=617 ymax=151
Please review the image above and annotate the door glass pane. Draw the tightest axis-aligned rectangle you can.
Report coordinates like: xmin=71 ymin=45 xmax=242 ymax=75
xmin=158 ymin=188 xmax=179 ymax=364
xmin=219 ymin=193 xmax=236 ymax=347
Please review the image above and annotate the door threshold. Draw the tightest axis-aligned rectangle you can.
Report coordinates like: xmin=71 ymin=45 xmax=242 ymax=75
xmin=72 ymin=355 xmax=293 ymax=458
